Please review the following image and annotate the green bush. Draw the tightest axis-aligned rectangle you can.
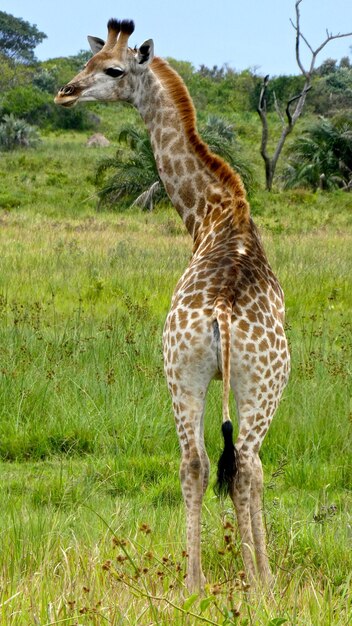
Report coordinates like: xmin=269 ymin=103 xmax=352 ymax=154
xmin=32 ymin=67 xmax=58 ymax=93
xmin=0 ymin=85 xmax=49 ymax=125
xmin=0 ymin=83 xmax=99 ymax=131
xmin=50 ymin=104 xmax=99 ymax=131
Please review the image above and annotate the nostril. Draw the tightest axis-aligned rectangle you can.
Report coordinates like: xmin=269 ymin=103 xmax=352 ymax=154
xmin=59 ymin=84 xmax=75 ymax=95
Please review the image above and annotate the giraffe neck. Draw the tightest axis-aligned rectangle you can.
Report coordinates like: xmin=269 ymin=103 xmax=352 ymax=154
xmin=132 ymin=57 xmax=250 ymax=242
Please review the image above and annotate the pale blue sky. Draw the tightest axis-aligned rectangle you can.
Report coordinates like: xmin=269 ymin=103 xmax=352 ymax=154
xmin=2 ymin=0 xmax=352 ymax=75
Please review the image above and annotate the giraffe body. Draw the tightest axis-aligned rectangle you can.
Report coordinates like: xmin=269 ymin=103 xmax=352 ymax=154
xmin=55 ymin=19 xmax=290 ymax=591
xmin=164 ymin=214 xmax=289 ymax=588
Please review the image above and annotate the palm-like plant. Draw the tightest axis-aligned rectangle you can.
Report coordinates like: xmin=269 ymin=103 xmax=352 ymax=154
xmin=201 ymin=116 xmax=253 ymax=190
xmin=95 ymin=116 xmax=253 ymax=210
xmin=283 ymin=116 xmax=352 ymax=191
xmin=0 ymin=114 xmax=40 ymax=151
xmin=95 ymin=126 xmax=164 ymax=210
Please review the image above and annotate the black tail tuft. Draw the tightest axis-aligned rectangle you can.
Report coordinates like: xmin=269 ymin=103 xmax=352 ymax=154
xmin=215 ymin=421 xmax=238 ymax=497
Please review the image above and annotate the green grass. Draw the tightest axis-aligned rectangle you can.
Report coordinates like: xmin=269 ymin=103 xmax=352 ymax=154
xmin=0 ymin=137 xmax=351 ymax=624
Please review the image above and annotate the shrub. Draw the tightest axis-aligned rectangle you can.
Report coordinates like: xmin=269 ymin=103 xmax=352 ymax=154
xmin=50 ymin=104 xmax=99 ymax=131
xmin=282 ymin=115 xmax=352 ymax=191
xmin=0 ymin=83 xmax=99 ymax=131
xmin=0 ymin=113 xmax=40 ymax=150
xmin=0 ymin=85 xmax=50 ymax=125
xmin=32 ymin=67 xmax=58 ymax=93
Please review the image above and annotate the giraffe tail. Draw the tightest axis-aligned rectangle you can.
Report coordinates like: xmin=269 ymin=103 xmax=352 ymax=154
xmin=214 ymin=300 xmax=238 ymax=497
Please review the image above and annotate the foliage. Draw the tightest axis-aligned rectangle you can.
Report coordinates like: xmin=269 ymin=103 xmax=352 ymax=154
xmin=0 ymin=53 xmax=15 ymax=91
xmin=0 ymin=113 xmax=39 ymax=150
xmin=167 ymin=58 xmax=260 ymax=114
xmin=0 ymin=51 xmax=36 ymax=94
xmin=283 ymin=115 xmax=352 ymax=191
xmin=95 ymin=116 xmax=253 ymax=210
xmin=162 ymin=57 xmax=352 ymax=118
xmin=0 ymin=85 xmax=50 ymax=125
xmin=201 ymin=115 xmax=254 ymax=189
xmin=310 ymin=66 xmax=352 ymax=115
xmin=0 ymin=37 xmax=351 ymax=149
xmin=0 ymin=83 xmax=99 ymax=131
xmin=326 ymin=67 xmax=352 ymax=93
xmin=315 ymin=57 xmax=338 ymax=76
xmin=0 ymin=10 xmax=46 ymax=64
xmin=0 ymin=49 xmax=99 ymax=130
xmin=32 ymin=66 xmax=58 ymax=93
xmin=252 ymin=74 xmax=306 ymax=112
xmin=51 ymin=103 xmax=100 ymax=131
xmin=95 ymin=125 xmax=162 ymax=210
xmin=36 ymin=51 xmax=92 ymax=95
xmin=66 ymin=50 xmax=92 ymax=72
xmin=339 ymin=56 xmax=351 ymax=69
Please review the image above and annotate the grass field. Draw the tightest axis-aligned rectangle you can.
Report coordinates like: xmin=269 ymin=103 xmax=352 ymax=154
xmin=0 ymin=136 xmax=351 ymax=624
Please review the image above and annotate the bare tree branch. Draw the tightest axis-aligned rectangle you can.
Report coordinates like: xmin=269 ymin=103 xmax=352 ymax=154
xmin=273 ymin=91 xmax=285 ymax=126
xmin=294 ymin=0 xmax=309 ymax=76
xmin=257 ymin=75 xmax=273 ymax=188
xmin=258 ymin=74 xmax=269 ymax=111
xmin=257 ymin=0 xmax=352 ymax=190
xmin=285 ymin=86 xmax=311 ymax=125
xmin=308 ymin=31 xmax=352 ymax=74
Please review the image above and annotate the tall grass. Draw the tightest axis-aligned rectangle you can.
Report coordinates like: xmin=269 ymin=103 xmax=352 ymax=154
xmin=0 ymin=138 xmax=351 ymax=624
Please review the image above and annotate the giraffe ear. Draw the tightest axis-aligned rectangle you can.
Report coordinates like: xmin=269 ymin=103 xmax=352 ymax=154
xmin=87 ymin=36 xmax=105 ymax=54
xmin=137 ymin=39 xmax=154 ymax=66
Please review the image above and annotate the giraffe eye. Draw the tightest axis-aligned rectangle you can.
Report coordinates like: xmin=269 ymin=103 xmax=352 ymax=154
xmin=104 ymin=67 xmax=125 ymax=78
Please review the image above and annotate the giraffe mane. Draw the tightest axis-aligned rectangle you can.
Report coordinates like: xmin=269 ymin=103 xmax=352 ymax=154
xmin=151 ymin=56 xmax=250 ymax=227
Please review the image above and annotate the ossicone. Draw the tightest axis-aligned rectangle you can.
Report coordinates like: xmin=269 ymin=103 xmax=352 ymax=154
xmin=119 ymin=19 xmax=135 ymax=36
xmin=107 ymin=18 xmax=121 ymax=34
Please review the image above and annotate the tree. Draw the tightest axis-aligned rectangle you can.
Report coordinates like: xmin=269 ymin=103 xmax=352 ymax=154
xmin=257 ymin=0 xmax=352 ymax=190
xmin=339 ymin=56 xmax=351 ymax=69
xmin=316 ymin=57 xmax=337 ymax=76
xmin=0 ymin=11 xmax=46 ymax=64
xmin=282 ymin=115 xmax=352 ymax=191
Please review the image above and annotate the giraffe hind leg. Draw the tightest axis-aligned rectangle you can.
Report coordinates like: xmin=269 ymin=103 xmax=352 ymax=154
xmin=174 ymin=393 xmax=209 ymax=592
xmin=229 ymin=443 xmax=257 ymax=583
xmin=232 ymin=449 xmax=273 ymax=586
xmin=179 ymin=442 xmax=206 ymax=592
xmin=250 ymin=454 xmax=273 ymax=584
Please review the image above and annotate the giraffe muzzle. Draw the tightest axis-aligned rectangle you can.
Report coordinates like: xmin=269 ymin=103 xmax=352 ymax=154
xmin=60 ymin=84 xmax=76 ymax=96
xmin=54 ymin=84 xmax=79 ymax=107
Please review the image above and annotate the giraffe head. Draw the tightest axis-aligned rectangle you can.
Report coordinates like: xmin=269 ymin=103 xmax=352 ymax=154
xmin=55 ymin=19 xmax=154 ymax=108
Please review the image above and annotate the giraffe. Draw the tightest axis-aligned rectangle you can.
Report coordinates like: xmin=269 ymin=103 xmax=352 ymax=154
xmin=55 ymin=19 xmax=290 ymax=592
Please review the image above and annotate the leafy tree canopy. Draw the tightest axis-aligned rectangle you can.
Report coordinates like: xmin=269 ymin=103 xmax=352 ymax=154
xmin=0 ymin=11 xmax=46 ymax=64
